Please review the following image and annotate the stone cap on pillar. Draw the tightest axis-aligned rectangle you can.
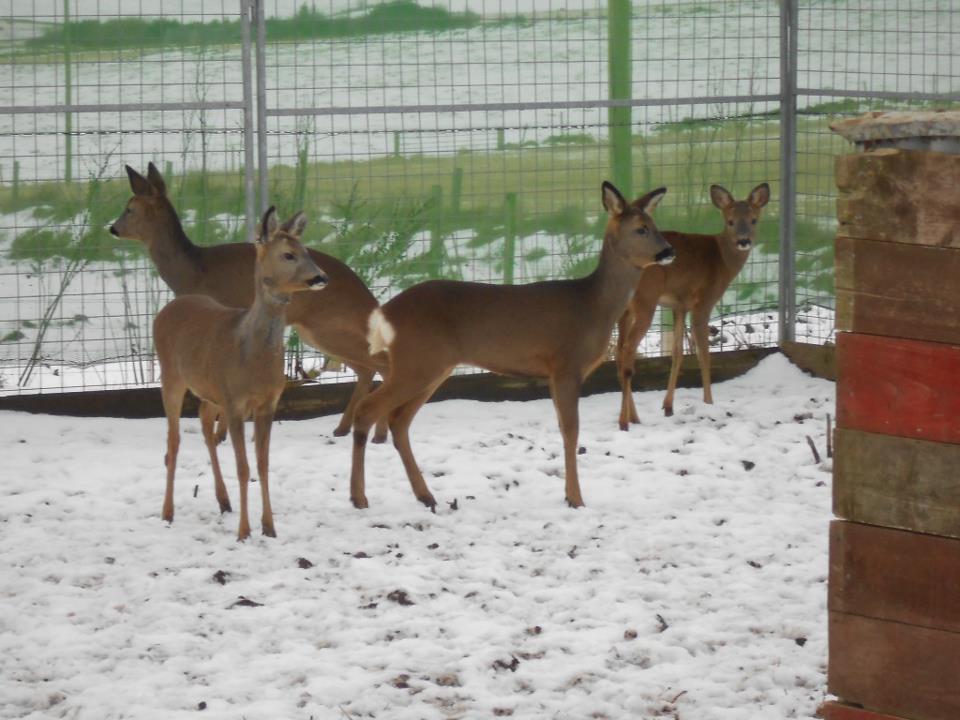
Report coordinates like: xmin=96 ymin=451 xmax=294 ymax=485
xmin=830 ymin=109 xmax=960 ymax=154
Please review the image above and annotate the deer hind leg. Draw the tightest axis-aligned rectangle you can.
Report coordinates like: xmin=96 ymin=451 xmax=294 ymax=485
xmin=663 ymin=309 xmax=688 ymax=417
xmin=160 ymin=381 xmax=186 ymax=524
xmin=387 ymin=374 xmax=450 ymax=510
xmin=350 ymin=366 xmax=445 ymax=510
xmin=334 ymin=365 xmax=391 ymax=445
xmin=616 ymin=301 xmax=657 ymax=431
xmin=253 ymin=410 xmax=276 ymax=538
xmin=226 ymin=415 xmax=252 ymax=541
xmin=199 ymin=400 xmax=231 ymax=514
xmin=691 ymin=307 xmax=714 ymax=405
xmin=550 ymin=372 xmax=585 ymax=508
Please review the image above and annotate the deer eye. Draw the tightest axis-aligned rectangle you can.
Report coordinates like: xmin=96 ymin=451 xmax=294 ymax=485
xmin=728 ymin=220 xmax=734 ymax=226
xmin=751 ymin=219 xmax=757 ymax=225
xmin=283 ymin=252 xmax=296 ymax=261
xmin=635 ymin=227 xmax=648 ymax=236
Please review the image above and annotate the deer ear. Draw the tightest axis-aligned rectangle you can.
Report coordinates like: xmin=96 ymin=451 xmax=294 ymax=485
xmin=710 ymin=185 xmax=734 ymax=210
xmin=126 ymin=165 xmax=152 ymax=197
xmin=146 ymin=162 xmax=167 ymax=196
xmin=749 ymin=182 xmax=771 ymax=209
xmin=281 ymin=211 xmax=307 ymax=237
xmin=260 ymin=206 xmax=278 ymax=243
xmin=635 ymin=186 xmax=667 ymax=214
xmin=601 ymin=181 xmax=627 ymax=215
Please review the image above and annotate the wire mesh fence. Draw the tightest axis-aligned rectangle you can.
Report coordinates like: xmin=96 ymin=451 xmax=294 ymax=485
xmin=0 ymin=0 xmax=957 ymax=396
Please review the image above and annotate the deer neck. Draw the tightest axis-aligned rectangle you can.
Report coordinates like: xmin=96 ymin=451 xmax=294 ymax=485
xmin=586 ymin=235 xmax=646 ymax=327
xmin=143 ymin=216 xmax=203 ymax=295
xmin=237 ymin=277 xmax=289 ymax=359
xmin=716 ymin=232 xmax=750 ymax=281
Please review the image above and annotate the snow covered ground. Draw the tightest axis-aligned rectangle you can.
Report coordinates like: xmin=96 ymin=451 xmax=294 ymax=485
xmin=1 ymin=353 xmax=834 ymax=719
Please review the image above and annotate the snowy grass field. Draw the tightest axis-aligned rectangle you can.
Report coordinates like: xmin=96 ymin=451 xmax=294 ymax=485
xmin=1 ymin=353 xmax=834 ymax=719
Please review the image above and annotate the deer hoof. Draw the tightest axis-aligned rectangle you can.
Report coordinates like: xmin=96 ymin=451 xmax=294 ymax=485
xmin=618 ymin=420 xmax=629 ymax=432
xmin=566 ymin=497 xmax=585 ymax=509
xmin=419 ymin=495 xmax=438 ymax=511
xmin=663 ymin=407 xmax=674 ymax=417
xmin=262 ymin=526 xmax=276 ymax=538
xmin=351 ymin=495 xmax=369 ymax=510
xmin=332 ymin=426 xmax=350 ymax=438
xmin=371 ymin=432 xmax=388 ymax=445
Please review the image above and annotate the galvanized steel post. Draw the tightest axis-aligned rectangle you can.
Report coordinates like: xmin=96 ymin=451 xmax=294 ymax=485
xmin=779 ymin=0 xmax=798 ymax=343
xmin=240 ymin=0 xmax=257 ymax=241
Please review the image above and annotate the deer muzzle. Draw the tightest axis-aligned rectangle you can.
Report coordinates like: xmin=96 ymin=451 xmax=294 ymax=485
xmin=736 ymin=238 xmax=752 ymax=250
xmin=306 ymin=273 xmax=328 ymax=290
xmin=109 ymin=224 xmax=120 ymax=237
xmin=654 ymin=246 xmax=675 ymax=265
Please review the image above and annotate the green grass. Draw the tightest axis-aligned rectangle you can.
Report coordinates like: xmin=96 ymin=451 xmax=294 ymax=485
xmin=21 ymin=2 xmax=484 ymax=54
xmin=0 ymin=114 xmax=842 ymax=304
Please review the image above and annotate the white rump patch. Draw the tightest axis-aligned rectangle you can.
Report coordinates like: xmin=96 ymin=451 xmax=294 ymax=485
xmin=367 ymin=308 xmax=396 ymax=355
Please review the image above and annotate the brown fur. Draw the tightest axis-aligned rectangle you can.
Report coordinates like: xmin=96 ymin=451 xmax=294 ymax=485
xmin=111 ymin=163 xmax=390 ymax=442
xmin=349 ymin=182 xmax=675 ymax=510
xmin=154 ymin=208 xmax=327 ymax=540
xmin=615 ymin=182 xmax=770 ymax=424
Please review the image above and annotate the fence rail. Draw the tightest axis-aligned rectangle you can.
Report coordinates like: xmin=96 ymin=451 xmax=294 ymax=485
xmin=0 ymin=0 xmax=957 ymax=397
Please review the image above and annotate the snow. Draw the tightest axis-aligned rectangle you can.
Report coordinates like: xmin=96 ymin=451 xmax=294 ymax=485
xmin=1 ymin=353 xmax=834 ymax=719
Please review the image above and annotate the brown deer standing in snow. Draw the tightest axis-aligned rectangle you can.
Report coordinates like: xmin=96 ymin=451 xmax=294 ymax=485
xmin=349 ymin=182 xmax=675 ymax=510
xmin=110 ymin=163 xmax=390 ymax=442
xmin=615 ymin=182 xmax=770 ymax=426
xmin=154 ymin=207 xmax=328 ymax=540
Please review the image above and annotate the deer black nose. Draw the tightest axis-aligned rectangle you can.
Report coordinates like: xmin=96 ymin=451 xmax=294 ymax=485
xmin=737 ymin=238 xmax=752 ymax=249
xmin=109 ymin=225 xmax=119 ymax=237
xmin=307 ymin=274 xmax=328 ymax=289
xmin=655 ymin=246 xmax=675 ymax=265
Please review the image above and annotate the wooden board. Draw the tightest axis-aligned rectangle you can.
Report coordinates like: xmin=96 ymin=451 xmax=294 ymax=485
xmin=830 ymin=521 xmax=960 ymax=632
xmin=835 ymin=235 xmax=960 ymax=346
xmin=780 ymin=340 xmax=836 ymax=381
xmin=837 ymin=333 xmax=960 ymax=445
xmin=829 ymin=611 xmax=960 ymax=720
xmin=819 ymin=701 xmax=910 ymax=720
xmin=0 ymin=347 xmax=776 ymax=419
xmin=836 ymin=148 xmax=960 ymax=248
xmin=833 ymin=429 xmax=960 ymax=538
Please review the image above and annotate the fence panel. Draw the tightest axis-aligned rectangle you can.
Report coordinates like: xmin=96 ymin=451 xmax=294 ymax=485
xmin=0 ymin=0 xmax=253 ymax=394
xmin=793 ymin=0 xmax=960 ymax=345
xmin=2 ymin=1 xmax=957 ymax=399
xmin=259 ymin=0 xmax=784 ymax=379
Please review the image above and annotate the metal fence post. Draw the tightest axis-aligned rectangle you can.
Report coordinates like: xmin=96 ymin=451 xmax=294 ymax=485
xmin=608 ymin=0 xmax=632 ymax=199
xmin=779 ymin=0 xmax=798 ymax=343
xmin=255 ymin=0 xmax=269 ymax=215
xmin=240 ymin=0 xmax=257 ymax=241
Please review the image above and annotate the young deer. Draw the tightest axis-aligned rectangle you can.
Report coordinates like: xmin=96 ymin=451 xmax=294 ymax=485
xmin=349 ymin=182 xmax=675 ymax=510
xmin=154 ymin=207 xmax=327 ymax=540
xmin=615 ymin=182 xmax=770 ymax=426
xmin=110 ymin=163 xmax=390 ymax=442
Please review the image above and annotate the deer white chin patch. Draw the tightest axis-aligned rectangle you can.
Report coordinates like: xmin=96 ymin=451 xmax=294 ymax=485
xmin=367 ymin=308 xmax=396 ymax=355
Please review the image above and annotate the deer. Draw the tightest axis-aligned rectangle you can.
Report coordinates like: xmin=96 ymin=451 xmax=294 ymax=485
xmin=348 ymin=182 xmax=675 ymax=511
xmin=110 ymin=163 xmax=390 ymax=443
xmin=154 ymin=206 xmax=328 ymax=540
xmin=614 ymin=182 xmax=770 ymax=427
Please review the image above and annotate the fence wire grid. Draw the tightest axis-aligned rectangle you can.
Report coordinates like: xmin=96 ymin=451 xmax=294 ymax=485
xmin=0 ymin=0 xmax=958 ymax=396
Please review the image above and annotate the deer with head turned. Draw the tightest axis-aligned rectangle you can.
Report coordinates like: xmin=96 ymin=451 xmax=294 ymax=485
xmin=348 ymin=182 xmax=674 ymax=510
xmin=615 ymin=182 xmax=770 ymax=426
xmin=154 ymin=207 xmax=327 ymax=540
xmin=110 ymin=163 xmax=390 ymax=443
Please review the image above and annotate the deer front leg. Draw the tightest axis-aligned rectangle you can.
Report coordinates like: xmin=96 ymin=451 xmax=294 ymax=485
xmin=662 ymin=309 xmax=687 ymax=417
xmin=200 ymin=400 xmax=232 ymax=514
xmin=691 ymin=307 xmax=714 ymax=405
xmin=550 ymin=373 xmax=585 ymax=508
xmin=616 ymin=301 xmax=656 ymax=431
xmin=160 ymin=383 xmax=186 ymax=524
xmin=253 ymin=411 xmax=276 ymax=538
xmin=226 ymin=416 xmax=252 ymax=541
